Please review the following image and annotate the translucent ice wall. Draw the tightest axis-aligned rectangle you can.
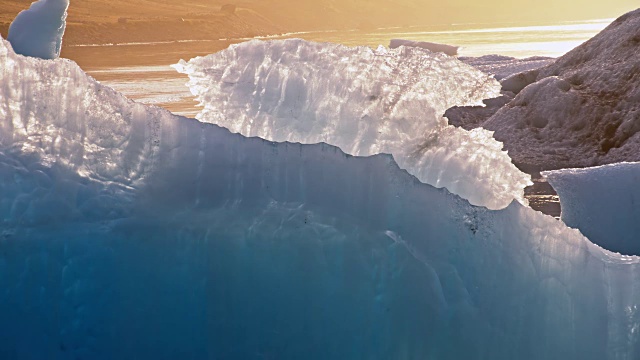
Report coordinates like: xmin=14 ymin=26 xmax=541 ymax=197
xmin=3 ymin=36 xmax=640 ymax=359
xmin=7 ymin=0 xmax=69 ymax=59
xmin=174 ymin=39 xmax=531 ymax=210
xmin=545 ymin=162 xmax=640 ymax=256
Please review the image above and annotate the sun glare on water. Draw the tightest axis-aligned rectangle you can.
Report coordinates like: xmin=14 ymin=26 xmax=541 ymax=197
xmin=410 ymin=18 xmax=614 ymax=58
xmin=297 ymin=18 xmax=615 ymax=58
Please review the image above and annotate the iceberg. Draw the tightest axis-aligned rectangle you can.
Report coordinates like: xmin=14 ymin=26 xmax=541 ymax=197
xmin=545 ymin=162 xmax=640 ymax=256
xmin=174 ymin=39 xmax=531 ymax=210
xmin=3 ymin=33 xmax=640 ymax=359
xmin=389 ymin=39 xmax=459 ymax=56
xmin=7 ymin=0 xmax=70 ymax=60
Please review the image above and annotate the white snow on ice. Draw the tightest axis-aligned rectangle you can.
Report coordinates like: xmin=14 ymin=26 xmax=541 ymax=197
xmin=483 ymin=9 xmax=640 ymax=169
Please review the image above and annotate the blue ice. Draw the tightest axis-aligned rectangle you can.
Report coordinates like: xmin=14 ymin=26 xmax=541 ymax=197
xmin=7 ymin=0 xmax=69 ymax=59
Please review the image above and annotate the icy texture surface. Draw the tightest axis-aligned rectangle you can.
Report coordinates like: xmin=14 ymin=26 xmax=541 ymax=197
xmin=7 ymin=0 xmax=69 ymax=59
xmin=389 ymin=39 xmax=459 ymax=56
xmin=174 ymin=39 xmax=531 ymax=209
xmin=4 ymin=36 xmax=640 ymax=359
xmin=545 ymin=162 xmax=640 ymax=256
xmin=483 ymin=9 xmax=640 ymax=169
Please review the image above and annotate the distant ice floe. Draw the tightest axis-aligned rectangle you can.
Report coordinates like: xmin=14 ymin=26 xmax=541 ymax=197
xmin=389 ymin=39 xmax=459 ymax=56
xmin=174 ymin=39 xmax=531 ymax=210
xmin=7 ymin=0 xmax=69 ymax=59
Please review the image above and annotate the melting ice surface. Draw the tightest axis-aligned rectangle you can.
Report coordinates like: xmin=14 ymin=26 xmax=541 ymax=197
xmin=174 ymin=39 xmax=531 ymax=210
xmin=7 ymin=0 xmax=69 ymax=59
xmin=3 ymin=36 xmax=640 ymax=359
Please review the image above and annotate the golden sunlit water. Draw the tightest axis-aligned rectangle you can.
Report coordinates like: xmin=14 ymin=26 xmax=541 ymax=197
xmin=293 ymin=18 xmax=614 ymax=58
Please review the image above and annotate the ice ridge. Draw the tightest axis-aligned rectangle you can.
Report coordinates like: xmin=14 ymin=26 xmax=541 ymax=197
xmin=174 ymin=39 xmax=531 ymax=210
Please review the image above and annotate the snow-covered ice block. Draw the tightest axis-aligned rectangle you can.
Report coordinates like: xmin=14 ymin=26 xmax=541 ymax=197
xmin=7 ymin=0 xmax=69 ymax=60
xmin=389 ymin=39 xmax=459 ymax=56
xmin=545 ymin=162 xmax=640 ymax=255
xmin=484 ymin=8 xmax=640 ymax=169
xmin=174 ymin=39 xmax=531 ymax=210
